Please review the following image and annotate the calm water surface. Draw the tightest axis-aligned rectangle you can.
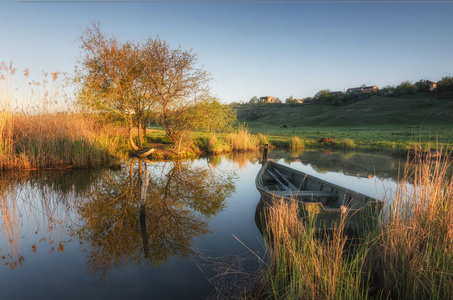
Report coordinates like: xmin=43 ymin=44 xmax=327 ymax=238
xmin=0 ymin=150 xmax=404 ymax=299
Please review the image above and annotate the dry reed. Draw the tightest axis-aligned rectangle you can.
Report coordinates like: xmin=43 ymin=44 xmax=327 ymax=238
xmin=226 ymin=127 xmax=260 ymax=152
xmin=0 ymin=61 xmax=126 ymax=170
xmin=289 ymin=136 xmax=305 ymax=151
xmin=369 ymin=149 xmax=453 ymax=299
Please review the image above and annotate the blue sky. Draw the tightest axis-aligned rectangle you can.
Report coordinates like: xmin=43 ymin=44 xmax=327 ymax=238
xmin=1 ymin=0 xmax=453 ymax=103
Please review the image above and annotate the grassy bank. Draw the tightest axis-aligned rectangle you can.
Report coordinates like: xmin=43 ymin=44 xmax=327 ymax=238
xmin=0 ymin=64 xmax=128 ymax=170
xmin=0 ymin=112 xmax=128 ymax=170
xmin=234 ymin=98 xmax=453 ymax=152
xmin=254 ymin=150 xmax=453 ymax=299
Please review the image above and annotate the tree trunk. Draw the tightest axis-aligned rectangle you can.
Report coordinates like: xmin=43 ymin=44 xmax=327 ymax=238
xmin=128 ymin=122 xmax=139 ymax=151
xmin=138 ymin=118 xmax=143 ymax=147
xmin=142 ymin=116 xmax=147 ymax=142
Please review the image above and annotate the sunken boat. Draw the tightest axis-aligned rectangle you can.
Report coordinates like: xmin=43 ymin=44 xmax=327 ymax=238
xmin=255 ymin=160 xmax=384 ymax=230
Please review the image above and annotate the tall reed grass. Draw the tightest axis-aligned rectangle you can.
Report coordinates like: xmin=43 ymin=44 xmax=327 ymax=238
xmin=0 ymin=61 xmax=127 ymax=170
xmin=226 ymin=127 xmax=260 ymax=152
xmin=203 ymin=127 xmax=260 ymax=154
xmin=255 ymin=148 xmax=453 ymax=299
xmin=369 ymin=149 xmax=453 ymax=299
xmin=257 ymin=199 xmax=369 ymax=299
xmin=289 ymin=136 xmax=305 ymax=151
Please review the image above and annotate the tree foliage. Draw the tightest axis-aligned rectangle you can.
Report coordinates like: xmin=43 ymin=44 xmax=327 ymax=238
xmin=249 ymin=96 xmax=259 ymax=104
xmin=285 ymin=95 xmax=296 ymax=104
xmin=415 ymin=80 xmax=431 ymax=93
xmin=75 ymin=22 xmax=150 ymax=150
xmin=75 ymin=22 xmax=232 ymax=153
xmin=313 ymin=89 xmax=334 ymax=102
xmin=139 ymin=37 xmax=212 ymax=151
xmin=395 ymin=81 xmax=417 ymax=96
xmin=436 ymin=76 xmax=453 ymax=97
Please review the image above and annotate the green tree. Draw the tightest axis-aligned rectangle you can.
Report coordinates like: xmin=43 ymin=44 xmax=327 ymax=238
xmin=395 ymin=81 xmax=417 ymax=96
xmin=249 ymin=96 xmax=259 ymax=104
xmin=378 ymin=85 xmax=395 ymax=96
xmin=415 ymin=79 xmax=431 ymax=93
xmin=436 ymin=76 xmax=453 ymax=97
xmin=313 ymin=89 xmax=334 ymax=102
xmin=160 ymin=97 xmax=237 ymax=152
xmin=285 ymin=95 xmax=296 ymax=104
xmin=139 ymin=37 xmax=212 ymax=152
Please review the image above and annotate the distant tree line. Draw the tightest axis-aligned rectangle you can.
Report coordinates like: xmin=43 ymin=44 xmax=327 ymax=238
xmin=237 ymin=76 xmax=453 ymax=107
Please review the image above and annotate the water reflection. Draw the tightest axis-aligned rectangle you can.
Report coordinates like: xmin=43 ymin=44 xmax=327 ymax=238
xmin=274 ymin=149 xmax=404 ymax=181
xmin=0 ymin=170 xmax=96 ymax=269
xmin=75 ymin=159 xmax=237 ymax=279
xmin=0 ymin=150 xmax=413 ymax=299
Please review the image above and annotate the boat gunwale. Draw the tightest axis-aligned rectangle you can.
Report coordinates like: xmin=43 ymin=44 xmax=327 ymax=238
xmin=255 ymin=160 xmax=383 ymax=212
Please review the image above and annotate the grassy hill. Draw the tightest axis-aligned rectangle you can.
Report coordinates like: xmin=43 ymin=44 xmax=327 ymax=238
xmin=234 ymin=97 xmax=453 ymax=150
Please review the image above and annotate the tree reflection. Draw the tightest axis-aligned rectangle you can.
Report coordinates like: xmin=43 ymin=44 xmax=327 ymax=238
xmin=75 ymin=159 xmax=236 ymax=279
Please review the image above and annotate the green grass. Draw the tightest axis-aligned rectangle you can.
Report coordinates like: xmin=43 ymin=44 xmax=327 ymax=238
xmin=234 ymin=97 xmax=453 ymax=151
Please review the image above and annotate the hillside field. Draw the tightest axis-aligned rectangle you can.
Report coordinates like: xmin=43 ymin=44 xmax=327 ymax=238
xmin=234 ymin=96 xmax=453 ymax=150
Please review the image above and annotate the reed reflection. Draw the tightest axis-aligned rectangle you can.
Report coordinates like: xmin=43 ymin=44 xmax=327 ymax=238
xmin=0 ymin=171 xmax=89 ymax=270
xmin=75 ymin=159 xmax=237 ymax=279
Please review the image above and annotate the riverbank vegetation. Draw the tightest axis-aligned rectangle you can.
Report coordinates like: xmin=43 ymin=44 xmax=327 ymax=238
xmin=0 ymin=62 xmax=128 ymax=171
xmin=254 ymin=150 xmax=453 ymax=299
xmin=0 ymin=23 xmax=242 ymax=170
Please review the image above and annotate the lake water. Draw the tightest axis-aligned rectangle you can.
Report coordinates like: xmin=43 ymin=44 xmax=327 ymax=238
xmin=0 ymin=150 xmax=404 ymax=299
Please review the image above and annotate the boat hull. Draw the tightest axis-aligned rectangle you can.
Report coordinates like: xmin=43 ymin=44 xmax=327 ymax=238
xmin=255 ymin=161 xmax=383 ymax=230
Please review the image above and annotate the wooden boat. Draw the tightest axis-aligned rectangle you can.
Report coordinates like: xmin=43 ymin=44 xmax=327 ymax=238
xmin=256 ymin=160 xmax=384 ymax=230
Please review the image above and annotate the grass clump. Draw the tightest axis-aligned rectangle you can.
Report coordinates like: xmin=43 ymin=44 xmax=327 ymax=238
xmin=257 ymin=133 xmax=270 ymax=147
xmin=226 ymin=127 xmax=260 ymax=152
xmin=195 ymin=128 xmax=260 ymax=155
xmin=1 ymin=113 xmax=127 ymax=170
xmin=368 ymin=149 xmax=453 ymax=299
xmin=206 ymin=133 xmax=230 ymax=155
xmin=289 ymin=136 xmax=305 ymax=151
xmin=257 ymin=199 xmax=369 ymax=299
xmin=341 ymin=138 xmax=356 ymax=149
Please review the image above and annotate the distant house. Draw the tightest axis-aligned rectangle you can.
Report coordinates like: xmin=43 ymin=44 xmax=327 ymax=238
xmin=294 ymin=98 xmax=304 ymax=103
xmin=259 ymin=96 xmax=275 ymax=103
xmin=426 ymin=80 xmax=437 ymax=91
xmin=346 ymin=85 xmax=378 ymax=94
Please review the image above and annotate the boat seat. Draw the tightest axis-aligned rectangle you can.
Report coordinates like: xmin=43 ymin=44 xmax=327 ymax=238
xmin=268 ymin=184 xmax=285 ymax=191
xmin=282 ymin=191 xmax=338 ymax=198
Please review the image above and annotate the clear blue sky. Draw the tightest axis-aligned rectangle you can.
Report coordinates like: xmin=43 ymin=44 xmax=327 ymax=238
xmin=1 ymin=0 xmax=452 ymax=103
